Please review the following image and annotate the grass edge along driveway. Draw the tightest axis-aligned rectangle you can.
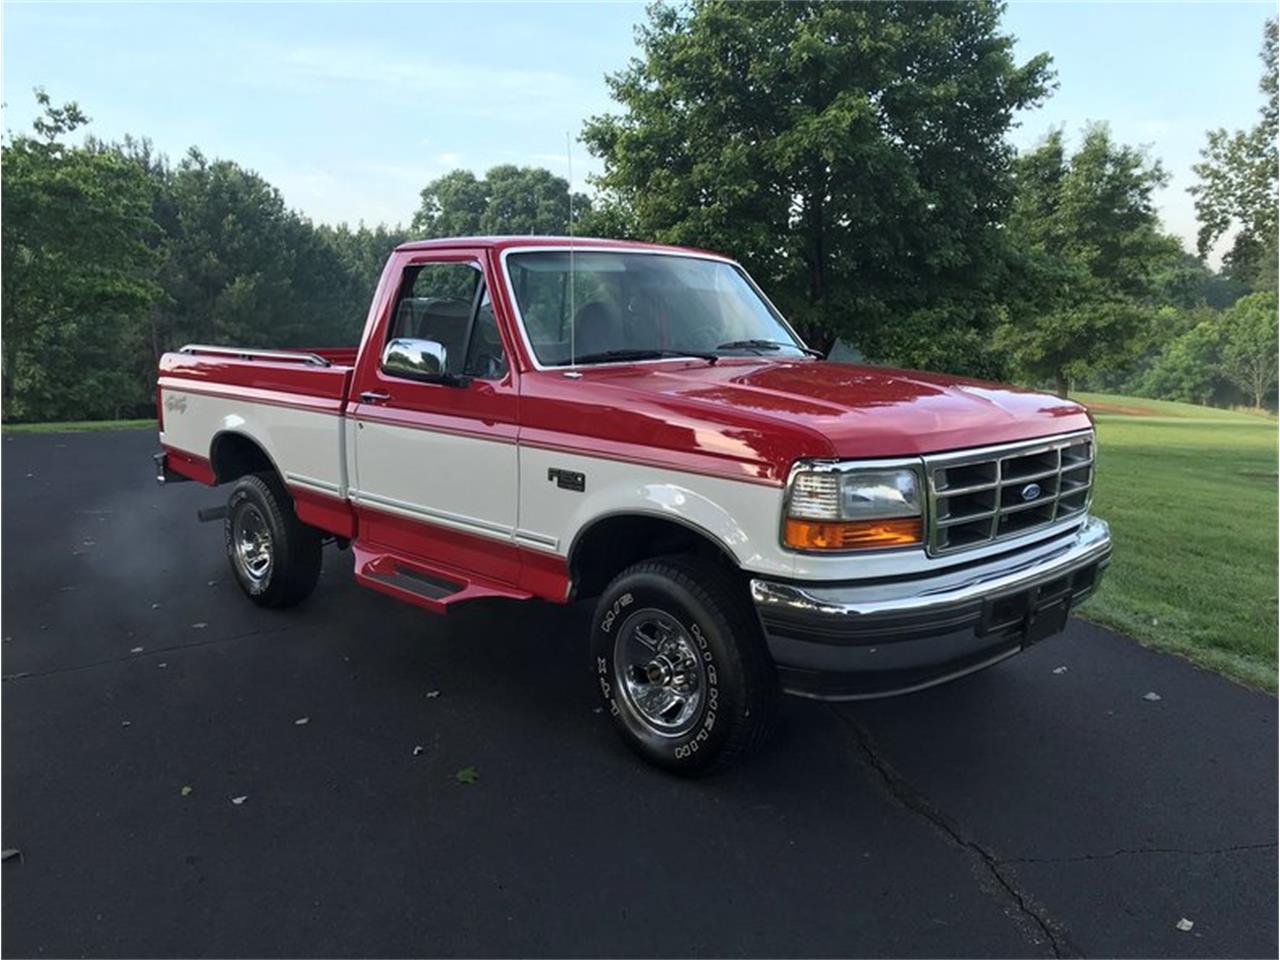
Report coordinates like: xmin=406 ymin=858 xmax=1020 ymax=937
xmin=1075 ymin=392 xmax=1277 ymax=693
xmin=2 ymin=418 xmax=156 ymax=434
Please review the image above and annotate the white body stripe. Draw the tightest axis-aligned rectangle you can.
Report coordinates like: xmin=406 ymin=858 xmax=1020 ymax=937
xmin=517 ymin=444 xmax=783 ymax=570
xmin=160 ymin=389 xmax=345 ymax=493
xmin=348 ymin=417 xmax=518 ymax=540
xmin=160 ymin=384 xmax=1076 ymax=582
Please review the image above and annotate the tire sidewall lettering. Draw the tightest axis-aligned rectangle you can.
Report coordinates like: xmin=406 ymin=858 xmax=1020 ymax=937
xmin=594 ymin=581 xmax=724 ymax=766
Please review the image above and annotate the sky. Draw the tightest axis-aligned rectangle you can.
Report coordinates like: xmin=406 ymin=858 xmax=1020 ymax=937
xmin=2 ymin=1 xmax=1273 ymax=265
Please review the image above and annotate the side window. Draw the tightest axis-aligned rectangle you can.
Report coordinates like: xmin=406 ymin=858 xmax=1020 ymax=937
xmin=463 ymin=288 xmax=508 ymax=380
xmin=389 ymin=263 xmax=481 ymax=376
xmin=386 ymin=261 xmax=508 ymax=381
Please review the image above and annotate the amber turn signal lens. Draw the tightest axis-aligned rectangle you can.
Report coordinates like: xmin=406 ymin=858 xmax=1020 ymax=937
xmin=783 ymin=516 xmax=923 ymax=550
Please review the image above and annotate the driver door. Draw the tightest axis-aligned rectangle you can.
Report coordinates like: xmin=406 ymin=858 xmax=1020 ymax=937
xmin=349 ymin=252 xmax=520 ymax=584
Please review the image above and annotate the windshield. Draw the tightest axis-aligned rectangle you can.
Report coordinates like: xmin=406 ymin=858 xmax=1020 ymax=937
xmin=505 ymin=251 xmax=806 ymax=366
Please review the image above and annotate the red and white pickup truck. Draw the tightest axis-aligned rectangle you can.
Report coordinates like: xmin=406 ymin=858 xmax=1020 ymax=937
xmin=155 ymin=236 xmax=1111 ymax=773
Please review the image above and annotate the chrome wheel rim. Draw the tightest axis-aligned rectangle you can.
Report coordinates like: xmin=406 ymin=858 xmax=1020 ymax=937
xmin=614 ymin=608 xmax=705 ymax=737
xmin=233 ymin=503 xmax=273 ymax=585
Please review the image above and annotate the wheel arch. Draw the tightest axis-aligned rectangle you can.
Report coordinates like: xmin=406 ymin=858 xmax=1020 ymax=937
xmin=210 ymin=429 xmax=285 ymax=486
xmin=567 ymin=511 xmax=743 ymax=600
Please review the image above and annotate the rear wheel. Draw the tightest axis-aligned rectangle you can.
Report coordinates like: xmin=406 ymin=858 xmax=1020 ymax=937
xmin=225 ymin=474 xmax=322 ymax=608
xmin=591 ymin=556 xmax=779 ymax=775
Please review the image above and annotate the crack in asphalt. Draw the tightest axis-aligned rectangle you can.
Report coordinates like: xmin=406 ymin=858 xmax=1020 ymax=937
xmin=999 ymin=842 xmax=1278 ymax=865
xmin=0 ymin=625 xmax=290 ymax=682
xmin=831 ymin=706 xmax=1077 ymax=959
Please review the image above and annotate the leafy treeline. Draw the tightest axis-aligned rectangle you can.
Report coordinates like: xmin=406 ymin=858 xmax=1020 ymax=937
xmin=1 ymin=1 xmax=1275 ymax=423
xmin=2 ymin=100 xmax=408 ymax=421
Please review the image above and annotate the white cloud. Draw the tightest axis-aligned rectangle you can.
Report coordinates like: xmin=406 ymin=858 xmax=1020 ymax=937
xmin=260 ymin=44 xmax=593 ymax=121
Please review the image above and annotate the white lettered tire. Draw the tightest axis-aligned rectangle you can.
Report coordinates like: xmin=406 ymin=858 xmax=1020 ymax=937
xmin=591 ymin=556 xmax=779 ymax=774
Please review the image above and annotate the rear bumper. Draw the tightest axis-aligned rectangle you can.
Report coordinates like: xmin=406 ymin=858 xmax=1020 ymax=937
xmin=750 ymin=517 xmax=1112 ymax=701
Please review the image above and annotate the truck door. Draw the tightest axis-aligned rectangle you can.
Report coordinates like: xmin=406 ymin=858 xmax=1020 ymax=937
xmin=349 ymin=251 xmax=521 ymax=584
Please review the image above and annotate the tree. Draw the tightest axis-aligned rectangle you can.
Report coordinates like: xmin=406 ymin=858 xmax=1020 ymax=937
xmin=581 ymin=0 xmax=1053 ymax=370
xmin=1136 ymin=313 xmax=1225 ymax=406
xmin=1151 ymin=251 xmax=1248 ymax=310
xmin=411 ymin=165 xmax=591 ymax=238
xmin=996 ymin=125 xmax=1179 ymax=396
xmin=1218 ymin=291 xmax=1278 ymax=408
xmin=317 ymin=222 xmax=411 ymax=319
xmin=1 ymin=91 xmax=160 ymax=420
xmin=149 ymin=150 xmax=365 ymax=351
xmin=1190 ymin=18 xmax=1278 ymax=290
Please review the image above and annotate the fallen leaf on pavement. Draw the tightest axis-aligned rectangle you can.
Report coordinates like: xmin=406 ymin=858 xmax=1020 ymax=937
xmin=192 ymin=623 xmax=208 ymax=630
xmin=426 ymin=690 xmax=441 ymax=699
xmin=412 ymin=746 xmax=424 ymax=757
xmin=454 ymin=766 xmax=479 ymax=785
xmin=294 ymin=717 xmax=309 ymax=726
xmin=1052 ymin=666 xmax=1068 ymax=674
xmin=130 ymin=646 xmax=144 ymax=654
xmin=180 ymin=786 xmax=193 ymax=797
xmin=1176 ymin=918 xmax=1194 ymax=932
xmin=230 ymin=796 xmax=248 ymax=805
xmin=1143 ymin=691 xmax=1162 ymax=702
xmin=2 ymin=849 xmax=20 ymax=863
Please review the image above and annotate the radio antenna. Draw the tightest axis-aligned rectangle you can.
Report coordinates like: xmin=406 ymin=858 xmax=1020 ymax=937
xmin=567 ymin=131 xmax=576 ymax=371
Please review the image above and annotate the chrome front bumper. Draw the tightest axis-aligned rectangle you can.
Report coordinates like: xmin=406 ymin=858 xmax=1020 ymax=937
xmin=751 ymin=517 xmax=1112 ymax=700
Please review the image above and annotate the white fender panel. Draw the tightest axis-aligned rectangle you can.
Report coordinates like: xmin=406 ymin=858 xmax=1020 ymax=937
xmin=517 ymin=445 xmax=792 ymax=576
xmin=158 ymin=388 xmax=344 ymax=494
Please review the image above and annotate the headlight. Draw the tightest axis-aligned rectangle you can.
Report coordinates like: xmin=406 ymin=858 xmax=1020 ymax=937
xmin=783 ymin=465 xmax=923 ymax=551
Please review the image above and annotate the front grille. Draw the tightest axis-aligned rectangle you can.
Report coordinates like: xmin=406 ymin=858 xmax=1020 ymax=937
xmin=924 ymin=432 xmax=1094 ymax=555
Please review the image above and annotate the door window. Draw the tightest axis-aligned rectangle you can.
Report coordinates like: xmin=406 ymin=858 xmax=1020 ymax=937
xmin=386 ymin=262 xmax=507 ymax=380
xmin=463 ymin=288 xmax=507 ymax=379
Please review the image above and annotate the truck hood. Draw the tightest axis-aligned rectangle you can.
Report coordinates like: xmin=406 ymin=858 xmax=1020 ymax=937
xmin=589 ymin=358 xmax=1093 ymax=459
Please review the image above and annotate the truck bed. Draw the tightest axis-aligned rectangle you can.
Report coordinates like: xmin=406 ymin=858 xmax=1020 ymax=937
xmin=158 ymin=344 xmax=357 ymax=403
xmin=157 ymin=344 xmax=357 ymax=516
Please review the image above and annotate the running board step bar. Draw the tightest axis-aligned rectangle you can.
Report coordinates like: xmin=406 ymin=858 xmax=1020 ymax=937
xmin=352 ymin=546 xmax=532 ymax=614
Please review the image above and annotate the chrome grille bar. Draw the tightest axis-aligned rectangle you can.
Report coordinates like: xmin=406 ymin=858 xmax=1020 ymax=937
xmin=924 ymin=431 xmax=1094 ymax=556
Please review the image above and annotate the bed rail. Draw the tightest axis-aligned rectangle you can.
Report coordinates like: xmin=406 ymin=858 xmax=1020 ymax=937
xmin=177 ymin=344 xmax=331 ymax=367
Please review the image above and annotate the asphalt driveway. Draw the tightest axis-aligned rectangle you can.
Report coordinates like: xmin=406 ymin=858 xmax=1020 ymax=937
xmin=2 ymin=429 xmax=1275 ymax=958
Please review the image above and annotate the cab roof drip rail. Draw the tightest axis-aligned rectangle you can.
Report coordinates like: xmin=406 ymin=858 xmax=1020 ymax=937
xmin=178 ymin=344 xmax=331 ymax=367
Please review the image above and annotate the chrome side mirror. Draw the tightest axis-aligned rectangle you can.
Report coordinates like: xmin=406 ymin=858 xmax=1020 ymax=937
xmin=381 ymin=338 xmax=447 ymax=379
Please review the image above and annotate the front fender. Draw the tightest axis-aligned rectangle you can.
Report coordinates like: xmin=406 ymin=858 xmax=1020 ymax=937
xmin=521 ymin=452 xmax=789 ymax=575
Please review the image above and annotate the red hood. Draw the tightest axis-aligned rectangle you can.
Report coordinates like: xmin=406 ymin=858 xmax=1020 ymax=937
xmin=594 ymin=359 xmax=1089 ymax=455
xmin=519 ymin=358 xmax=1092 ymax=484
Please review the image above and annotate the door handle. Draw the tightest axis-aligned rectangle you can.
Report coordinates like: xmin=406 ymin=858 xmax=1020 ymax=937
xmin=360 ymin=390 xmax=390 ymax=403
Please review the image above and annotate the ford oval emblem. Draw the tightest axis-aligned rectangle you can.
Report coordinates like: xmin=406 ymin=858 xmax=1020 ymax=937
xmin=1020 ymin=482 xmax=1042 ymax=502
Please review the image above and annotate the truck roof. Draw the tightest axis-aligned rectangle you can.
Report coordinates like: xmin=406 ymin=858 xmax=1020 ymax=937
xmin=394 ymin=235 xmax=731 ymax=260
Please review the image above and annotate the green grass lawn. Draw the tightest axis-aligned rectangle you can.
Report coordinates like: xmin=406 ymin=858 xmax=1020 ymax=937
xmin=1072 ymin=392 xmax=1277 ymax=691
xmin=2 ymin=418 xmax=156 ymax=433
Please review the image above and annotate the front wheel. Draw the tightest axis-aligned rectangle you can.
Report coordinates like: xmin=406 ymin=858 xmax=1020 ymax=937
xmin=224 ymin=474 xmax=322 ymax=608
xmin=591 ymin=556 xmax=779 ymax=775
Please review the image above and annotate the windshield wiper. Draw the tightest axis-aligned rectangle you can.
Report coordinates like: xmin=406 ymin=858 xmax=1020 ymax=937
xmin=569 ymin=348 xmax=719 ymax=366
xmin=716 ymin=338 xmax=824 ymax=358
